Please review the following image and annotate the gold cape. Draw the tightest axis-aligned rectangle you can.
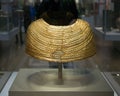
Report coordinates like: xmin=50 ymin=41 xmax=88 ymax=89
xmin=26 ymin=19 xmax=96 ymax=62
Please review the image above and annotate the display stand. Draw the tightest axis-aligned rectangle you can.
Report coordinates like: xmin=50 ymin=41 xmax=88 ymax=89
xmin=9 ymin=68 xmax=114 ymax=96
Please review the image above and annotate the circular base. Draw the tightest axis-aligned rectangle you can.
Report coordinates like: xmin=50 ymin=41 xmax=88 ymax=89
xmin=27 ymin=70 xmax=94 ymax=88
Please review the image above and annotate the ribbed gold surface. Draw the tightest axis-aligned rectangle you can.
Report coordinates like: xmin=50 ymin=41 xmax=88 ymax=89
xmin=26 ymin=19 xmax=96 ymax=62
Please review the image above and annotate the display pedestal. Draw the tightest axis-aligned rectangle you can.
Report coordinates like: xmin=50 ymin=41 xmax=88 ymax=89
xmin=9 ymin=69 xmax=113 ymax=96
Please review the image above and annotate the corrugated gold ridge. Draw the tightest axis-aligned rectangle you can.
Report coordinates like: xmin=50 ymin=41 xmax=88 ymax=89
xmin=26 ymin=19 xmax=96 ymax=62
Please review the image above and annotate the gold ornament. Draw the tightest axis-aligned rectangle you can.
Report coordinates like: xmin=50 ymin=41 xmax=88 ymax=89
xmin=26 ymin=19 xmax=96 ymax=62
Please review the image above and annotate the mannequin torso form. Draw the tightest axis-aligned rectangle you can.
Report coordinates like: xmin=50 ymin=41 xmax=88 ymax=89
xmin=40 ymin=11 xmax=77 ymax=26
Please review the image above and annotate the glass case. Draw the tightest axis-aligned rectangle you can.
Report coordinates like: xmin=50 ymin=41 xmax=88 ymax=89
xmin=0 ymin=0 xmax=19 ymax=40
xmin=0 ymin=14 xmax=14 ymax=32
xmin=77 ymin=0 xmax=120 ymax=41
xmin=0 ymin=0 xmax=119 ymax=96
xmin=76 ymin=1 xmax=120 ymax=95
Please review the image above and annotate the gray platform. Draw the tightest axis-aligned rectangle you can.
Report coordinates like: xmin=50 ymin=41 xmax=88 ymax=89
xmin=9 ymin=68 xmax=114 ymax=96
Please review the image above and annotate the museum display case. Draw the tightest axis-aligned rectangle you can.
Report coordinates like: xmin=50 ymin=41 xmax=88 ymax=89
xmin=92 ymin=0 xmax=120 ymax=41
xmin=0 ymin=14 xmax=13 ymax=32
xmin=0 ymin=0 xmax=19 ymax=41
xmin=9 ymin=0 xmax=114 ymax=95
xmin=0 ymin=0 xmax=119 ymax=96
xmin=76 ymin=0 xmax=120 ymax=41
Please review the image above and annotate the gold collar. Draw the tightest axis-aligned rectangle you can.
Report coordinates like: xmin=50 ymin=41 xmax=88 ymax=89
xmin=26 ymin=19 xmax=96 ymax=62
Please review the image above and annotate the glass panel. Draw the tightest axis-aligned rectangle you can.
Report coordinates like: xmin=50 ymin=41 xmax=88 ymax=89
xmin=0 ymin=0 xmax=18 ymax=32
xmin=0 ymin=1 xmax=119 ymax=93
xmin=0 ymin=0 xmax=119 ymax=74
xmin=112 ymin=72 xmax=120 ymax=85
xmin=76 ymin=0 xmax=120 ymax=72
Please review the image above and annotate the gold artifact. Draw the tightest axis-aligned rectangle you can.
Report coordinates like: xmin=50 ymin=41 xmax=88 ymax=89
xmin=26 ymin=19 xmax=96 ymax=62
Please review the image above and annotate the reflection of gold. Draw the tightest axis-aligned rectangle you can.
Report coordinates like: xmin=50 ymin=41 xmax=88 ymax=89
xmin=26 ymin=19 xmax=96 ymax=62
